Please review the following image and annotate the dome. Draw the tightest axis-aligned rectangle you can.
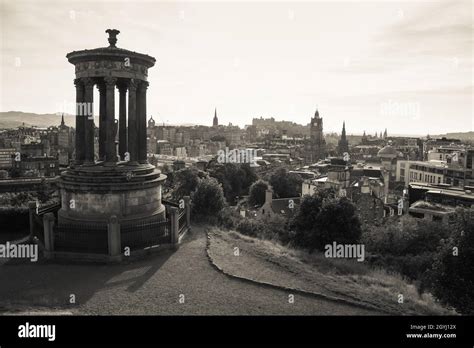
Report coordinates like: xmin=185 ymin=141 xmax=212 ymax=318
xmin=377 ymin=145 xmax=397 ymax=157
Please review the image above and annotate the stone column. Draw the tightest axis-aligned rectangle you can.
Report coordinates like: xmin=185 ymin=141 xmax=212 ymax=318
xmin=43 ymin=212 xmax=55 ymax=257
xmin=138 ymin=81 xmax=149 ymax=164
xmin=127 ymin=79 xmax=139 ymax=165
xmin=28 ymin=201 xmax=36 ymax=239
xmin=74 ymin=78 xmax=85 ymax=164
xmin=104 ymin=77 xmax=117 ymax=165
xmin=107 ymin=215 xmax=121 ymax=261
xmin=169 ymin=206 xmax=179 ymax=249
xmin=184 ymin=196 xmax=191 ymax=228
xmin=97 ymin=82 xmax=107 ymax=161
xmin=118 ymin=84 xmax=128 ymax=160
xmin=83 ymin=77 xmax=95 ymax=165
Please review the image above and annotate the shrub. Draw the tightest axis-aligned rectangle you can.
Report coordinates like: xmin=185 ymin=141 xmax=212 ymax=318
xmin=290 ymin=190 xmax=361 ymax=252
xmin=236 ymin=219 xmax=264 ymax=237
xmin=217 ymin=206 xmax=241 ymax=229
xmin=361 ymin=216 xmax=450 ymax=280
xmin=265 ymin=167 xmax=302 ymax=198
xmin=191 ymin=177 xmax=226 ymax=219
xmin=427 ymin=208 xmax=474 ymax=314
xmin=248 ymin=179 xmax=269 ymax=207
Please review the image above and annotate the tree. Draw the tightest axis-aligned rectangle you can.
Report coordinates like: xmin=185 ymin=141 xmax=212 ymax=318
xmin=37 ymin=180 xmax=53 ymax=203
xmin=161 ymin=164 xmax=174 ymax=194
xmin=210 ymin=135 xmax=226 ymax=142
xmin=191 ymin=177 xmax=226 ymax=218
xmin=359 ymin=215 xmax=452 ymax=282
xmin=239 ymin=163 xmax=258 ymax=193
xmin=171 ymin=167 xmax=206 ymax=201
xmin=290 ymin=189 xmax=361 ymax=252
xmin=248 ymin=180 xmax=269 ymax=207
xmin=209 ymin=163 xmax=257 ymax=204
xmin=266 ymin=167 xmax=302 ymax=198
xmin=428 ymin=208 xmax=474 ymax=314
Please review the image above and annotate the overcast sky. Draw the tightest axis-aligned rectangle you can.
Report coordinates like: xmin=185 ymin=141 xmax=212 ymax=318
xmin=0 ymin=0 xmax=472 ymax=135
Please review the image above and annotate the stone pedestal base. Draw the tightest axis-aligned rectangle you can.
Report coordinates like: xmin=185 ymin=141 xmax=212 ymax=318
xmin=57 ymin=162 xmax=167 ymax=227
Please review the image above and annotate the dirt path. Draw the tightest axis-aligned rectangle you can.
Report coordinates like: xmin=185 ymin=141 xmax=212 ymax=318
xmin=0 ymin=226 xmax=376 ymax=315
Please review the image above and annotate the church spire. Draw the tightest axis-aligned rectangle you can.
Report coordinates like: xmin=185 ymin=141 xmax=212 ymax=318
xmin=338 ymin=121 xmax=349 ymax=156
xmin=61 ymin=113 xmax=65 ymax=127
xmin=213 ymin=108 xmax=218 ymax=127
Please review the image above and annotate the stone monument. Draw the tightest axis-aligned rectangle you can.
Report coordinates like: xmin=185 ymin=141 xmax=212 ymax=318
xmin=58 ymin=29 xmax=167 ymax=228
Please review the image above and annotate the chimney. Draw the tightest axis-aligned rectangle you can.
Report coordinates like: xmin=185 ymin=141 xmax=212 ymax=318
xmin=265 ymin=189 xmax=273 ymax=204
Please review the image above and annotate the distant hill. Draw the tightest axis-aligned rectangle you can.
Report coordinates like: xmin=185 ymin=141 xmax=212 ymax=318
xmin=0 ymin=111 xmax=98 ymax=129
xmin=432 ymin=132 xmax=474 ymax=142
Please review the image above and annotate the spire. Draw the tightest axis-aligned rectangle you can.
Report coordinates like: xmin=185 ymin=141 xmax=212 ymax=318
xmin=384 ymin=128 xmax=387 ymax=139
xmin=363 ymin=130 xmax=366 ymax=137
xmin=315 ymin=109 xmax=319 ymax=117
xmin=61 ymin=113 xmax=65 ymax=126
xmin=213 ymin=108 xmax=218 ymax=127
xmin=338 ymin=121 xmax=349 ymax=156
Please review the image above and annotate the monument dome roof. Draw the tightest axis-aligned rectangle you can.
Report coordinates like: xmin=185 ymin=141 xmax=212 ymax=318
xmin=377 ymin=145 xmax=397 ymax=157
xmin=66 ymin=29 xmax=156 ymax=68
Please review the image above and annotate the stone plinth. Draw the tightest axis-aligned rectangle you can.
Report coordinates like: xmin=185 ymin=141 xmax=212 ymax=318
xmin=57 ymin=163 xmax=166 ymax=226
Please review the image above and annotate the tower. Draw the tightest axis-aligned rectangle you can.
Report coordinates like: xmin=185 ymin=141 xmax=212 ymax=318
xmin=304 ymin=109 xmax=326 ymax=163
xmin=361 ymin=130 xmax=367 ymax=144
xmin=148 ymin=115 xmax=155 ymax=128
xmin=337 ymin=121 xmax=349 ymax=156
xmin=213 ymin=108 xmax=218 ymax=127
xmin=383 ymin=128 xmax=388 ymax=139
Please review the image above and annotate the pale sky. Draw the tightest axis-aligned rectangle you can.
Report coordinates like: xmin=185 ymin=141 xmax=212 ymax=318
xmin=0 ymin=0 xmax=472 ymax=135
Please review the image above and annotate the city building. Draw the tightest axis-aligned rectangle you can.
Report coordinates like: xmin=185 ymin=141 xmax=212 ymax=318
xmin=257 ymin=188 xmax=300 ymax=219
xmin=304 ymin=109 xmax=327 ymax=164
xmin=0 ymin=148 xmax=15 ymax=170
xmin=302 ymin=158 xmax=352 ymax=197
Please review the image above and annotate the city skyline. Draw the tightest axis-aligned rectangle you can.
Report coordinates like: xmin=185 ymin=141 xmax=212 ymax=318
xmin=1 ymin=0 xmax=472 ymax=135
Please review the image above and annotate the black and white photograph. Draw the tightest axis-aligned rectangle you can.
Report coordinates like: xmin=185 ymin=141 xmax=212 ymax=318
xmin=0 ymin=0 xmax=473 ymax=345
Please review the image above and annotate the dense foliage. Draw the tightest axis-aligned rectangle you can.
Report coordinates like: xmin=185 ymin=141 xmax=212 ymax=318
xmin=247 ymin=179 xmax=269 ymax=207
xmin=289 ymin=189 xmax=362 ymax=252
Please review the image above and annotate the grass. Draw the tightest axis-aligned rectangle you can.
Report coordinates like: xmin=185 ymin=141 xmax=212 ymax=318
xmin=209 ymin=227 xmax=456 ymax=315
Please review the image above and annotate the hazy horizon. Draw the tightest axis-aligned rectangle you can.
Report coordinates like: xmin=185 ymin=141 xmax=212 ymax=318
xmin=1 ymin=0 xmax=472 ymax=134
xmin=2 ymin=110 xmax=471 ymax=139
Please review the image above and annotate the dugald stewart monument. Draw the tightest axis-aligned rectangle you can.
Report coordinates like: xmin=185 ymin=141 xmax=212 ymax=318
xmin=47 ymin=29 xmax=178 ymax=260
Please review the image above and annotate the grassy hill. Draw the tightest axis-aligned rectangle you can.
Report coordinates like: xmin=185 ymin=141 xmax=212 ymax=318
xmin=207 ymin=227 xmax=455 ymax=315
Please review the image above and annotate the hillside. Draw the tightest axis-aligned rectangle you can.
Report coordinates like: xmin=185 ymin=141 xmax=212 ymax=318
xmin=435 ymin=132 xmax=474 ymax=142
xmin=207 ymin=227 xmax=454 ymax=315
xmin=0 ymin=111 xmax=98 ymax=129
